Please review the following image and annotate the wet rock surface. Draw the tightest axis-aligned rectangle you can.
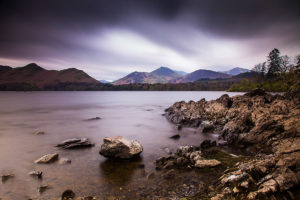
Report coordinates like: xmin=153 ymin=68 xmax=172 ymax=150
xmin=1 ymin=173 xmax=14 ymax=183
xmin=86 ymin=117 xmax=101 ymax=121
xmin=164 ymin=90 xmax=300 ymax=199
xmin=34 ymin=153 xmax=59 ymax=164
xmin=56 ymin=138 xmax=94 ymax=149
xmin=99 ymin=136 xmax=143 ymax=159
xmin=28 ymin=170 xmax=43 ymax=179
xmin=58 ymin=158 xmax=72 ymax=164
xmin=62 ymin=189 xmax=75 ymax=200
xmin=155 ymin=145 xmax=223 ymax=170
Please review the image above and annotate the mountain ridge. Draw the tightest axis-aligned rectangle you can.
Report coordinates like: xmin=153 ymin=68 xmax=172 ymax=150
xmin=169 ymin=69 xmax=231 ymax=83
xmin=221 ymin=67 xmax=250 ymax=75
xmin=0 ymin=63 xmax=100 ymax=88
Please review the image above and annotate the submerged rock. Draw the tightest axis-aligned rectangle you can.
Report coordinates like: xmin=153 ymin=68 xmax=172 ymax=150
xmin=1 ymin=173 xmax=14 ymax=182
xmin=34 ymin=153 xmax=59 ymax=164
xmin=169 ymin=134 xmax=180 ymax=139
xmin=28 ymin=170 xmax=43 ymax=179
xmin=38 ymin=185 xmax=50 ymax=193
xmin=99 ymin=136 xmax=143 ymax=159
xmin=58 ymin=158 xmax=72 ymax=165
xmin=200 ymin=140 xmax=217 ymax=149
xmin=62 ymin=189 xmax=75 ymax=200
xmin=33 ymin=131 xmax=45 ymax=135
xmin=87 ymin=117 xmax=101 ymax=121
xmin=56 ymin=138 xmax=94 ymax=149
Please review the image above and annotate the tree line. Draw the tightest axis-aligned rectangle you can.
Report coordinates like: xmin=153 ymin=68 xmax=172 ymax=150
xmin=228 ymin=48 xmax=300 ymax=92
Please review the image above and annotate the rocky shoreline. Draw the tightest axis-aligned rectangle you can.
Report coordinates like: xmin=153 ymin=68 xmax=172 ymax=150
xmin=162 ymin=89 xmax=300 ymax=199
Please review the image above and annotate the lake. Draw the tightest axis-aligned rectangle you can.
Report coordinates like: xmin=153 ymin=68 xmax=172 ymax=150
xmin=0 ymin=91 xmax=244 ymax=199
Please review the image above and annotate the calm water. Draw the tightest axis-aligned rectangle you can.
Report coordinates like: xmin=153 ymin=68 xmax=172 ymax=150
xmin=0 ymin=91 xmax=243 ymax=199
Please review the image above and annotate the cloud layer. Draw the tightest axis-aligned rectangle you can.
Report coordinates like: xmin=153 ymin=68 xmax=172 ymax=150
xmin=1 ymin=0 xmax=300 ymax=80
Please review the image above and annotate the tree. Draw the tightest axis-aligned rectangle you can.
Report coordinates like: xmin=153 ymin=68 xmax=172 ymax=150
xmin=280 ymin=55 xmax=292 ymax=73
xmin=295 ymin=54 xmax=300 ymax=73
xmin=267 ymin=48 xmax=281 ymax=78
xmin=252 ymin=62 xmax=266 ymax=75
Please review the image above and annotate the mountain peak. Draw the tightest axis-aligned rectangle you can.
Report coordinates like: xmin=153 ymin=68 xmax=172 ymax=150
xmin=151 ymin=66 xmax=179 ymax=77
xmin=222 ymin=67 xmax=250 ymax=75
xmin=22 ymin=63 xmax=45 ymax=71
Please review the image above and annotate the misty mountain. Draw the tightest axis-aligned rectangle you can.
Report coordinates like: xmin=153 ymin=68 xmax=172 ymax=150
xmin=99 ymin=80 xmax=111 ymax=84
xmin=221 ymin=67 xmax=250 ymax=75
xmin=113 ymin=67 xmax=182 ymax=85
xmin=174 ymin=70 xmax=188 ymax=76
xmin=0 ymin=63 xmax=100 ymax=88
xmin=169 ymin=69 xmax=231 ymax=83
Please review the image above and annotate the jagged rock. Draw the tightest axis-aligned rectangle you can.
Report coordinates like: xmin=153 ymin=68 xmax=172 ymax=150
xmin=62 ymin=189 xmax=75 ymax=200
xmin=28 ymin=171 xmax=42 ymax=179
xmin=163 ymin=147 xmax=172 ymax=155
xmin=200 ymin=140 xmax=217 ymax=149
xmin=56 ymin=138 xmax=94 ymax=149
xmin=163 ymin=90 xmax=300 ymax=199
xmin=240 ymin=180 xmax=249 ymax=189
xmin=200 ymin=120 xmax=215 ymax=133
xmin=244 ymin=88 xmax=266 ymax=97
xmin=274 ymin=168 xmax=298 ymax=191
xmin=163 ymin=169 xmax=176 ymax=179
xmin=216 ymin=94 xmax=233 ymax=108
xmin=99 ymin=136 xmax=143 ymax=159
xmin=176 ymin=124 xmax=182 ymax=130
xmin=34 ymin=153 xmax=59 ymax=164
xmin=77 ymin=197 xmax=96 ymax=200
xmin=194 ymin=159 xmax=221 ymax=168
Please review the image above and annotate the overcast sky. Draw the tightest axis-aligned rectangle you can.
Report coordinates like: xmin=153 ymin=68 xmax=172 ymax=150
xmin=1 ymin=0 xmax=300 ymax=81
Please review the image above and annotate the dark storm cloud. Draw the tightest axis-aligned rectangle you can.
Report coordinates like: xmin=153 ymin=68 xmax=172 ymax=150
xmin=0 ymin=0 xmax=300 ymax=79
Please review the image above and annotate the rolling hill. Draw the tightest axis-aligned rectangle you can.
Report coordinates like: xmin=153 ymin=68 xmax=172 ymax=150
xmin=0 ymin=63 xmax=100 ymax=88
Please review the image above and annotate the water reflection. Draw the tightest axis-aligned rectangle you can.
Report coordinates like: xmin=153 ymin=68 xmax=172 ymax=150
xmin=0 ymin=91 xmax=244 ymax=199
xmin=99 ymin=156 xmax=144 ymax=186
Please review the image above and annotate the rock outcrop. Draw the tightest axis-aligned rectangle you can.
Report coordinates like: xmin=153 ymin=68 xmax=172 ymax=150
xmin=156 ymin=146 xmax=221 ymax=170
xmin=165 ymin=90 xmax=300 ymax=151
xmin=164 ymin=89 xmax=300 ymax=199
xmin=99 ymin=136 xmax=143 ymax=159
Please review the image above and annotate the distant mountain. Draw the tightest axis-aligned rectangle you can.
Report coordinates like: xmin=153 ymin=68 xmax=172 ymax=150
xmin=174 ymin=70 xmax=188 ymax=76
xmin=0 ymin=65 xmax=12 ymax=71
xmin=0 ymin=63 xmax=100 ymax=88
xmin=113 ymin=72 xmax=157 ymax=85
xmin=169 ymin=69 xmax=231 ymax=83
xmin=113 ymin=66 xmax=182 ymax=85
xmin=99 ymin=80 xmax=111 ymax=84
xmin=221 ymin=67 xmax=250 ymax=75
xmin=151 ymin=67 xmax=180 ymax=77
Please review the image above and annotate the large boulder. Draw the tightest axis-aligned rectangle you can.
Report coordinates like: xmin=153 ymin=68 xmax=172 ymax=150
xmin=99 ymin=136 xmax=143 ymax=159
